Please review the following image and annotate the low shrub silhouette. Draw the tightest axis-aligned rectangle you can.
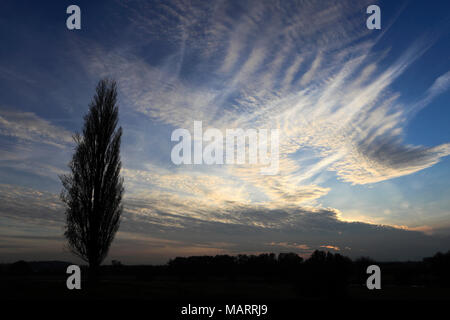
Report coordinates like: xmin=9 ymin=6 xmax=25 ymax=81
xmin=8 ymin=260 xmax=32 ymax=276
xmin=424 ymin=250 xmax=450 ymax=287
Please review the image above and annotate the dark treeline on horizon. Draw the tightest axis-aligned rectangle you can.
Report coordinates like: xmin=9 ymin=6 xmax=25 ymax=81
xmin=2 ymin=250 xmax=450 ymax=295
xmin=161 ymin=250 xmax=450 ymax=289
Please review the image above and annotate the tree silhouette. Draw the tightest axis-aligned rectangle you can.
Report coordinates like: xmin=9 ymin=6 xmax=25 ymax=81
xmin=60 ymin=79 xmax=124 ymax=280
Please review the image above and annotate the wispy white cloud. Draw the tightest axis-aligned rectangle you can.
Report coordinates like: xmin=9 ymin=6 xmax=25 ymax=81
xmin=72 ymin=0 xmax=450 ymax=211
xmin=410 ymin=70 xmax=450 ymax=114
xmin=0 ymin=110 xmax=72 ymax=148
xmin=0 ymin=109 xmax=72 ymax=181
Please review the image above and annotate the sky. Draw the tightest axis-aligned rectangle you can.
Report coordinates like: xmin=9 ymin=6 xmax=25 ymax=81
xmin=0 ymin=0 xmax=450 ymax=264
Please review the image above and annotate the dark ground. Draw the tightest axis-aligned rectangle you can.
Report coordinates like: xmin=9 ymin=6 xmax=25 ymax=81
xmin=1 ymin=250 xmax=450 ymax=302
xmin=2 ymin=274 xmax=450 ymax=300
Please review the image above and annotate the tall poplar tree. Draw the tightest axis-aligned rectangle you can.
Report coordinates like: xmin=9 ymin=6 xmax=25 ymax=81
xmin=60 ymin=79 xmax=123 ymax=279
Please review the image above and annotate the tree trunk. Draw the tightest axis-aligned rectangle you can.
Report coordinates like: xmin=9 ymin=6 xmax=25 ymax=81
xmin=88 ymin=263 xmax=100 ymax=286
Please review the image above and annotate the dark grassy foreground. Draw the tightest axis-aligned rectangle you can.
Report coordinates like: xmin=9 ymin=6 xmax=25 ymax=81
xmin=1 ymin=250 xmax=450 ymax=301
xmin=2 ymin=275 xmax=450 ymax=301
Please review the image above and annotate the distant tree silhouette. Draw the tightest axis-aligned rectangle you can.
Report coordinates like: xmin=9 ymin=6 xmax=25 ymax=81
xmin=60 ymin=79 xmax=124 ymax=281
xmin=278 ymin=252 xmax=303 ymax=276
xmin=297 ymin=250 xmax=353 ymax=298
xmin=424 ymin=250 xmax=450 ymax=287
xmin=9 ymin=260 xmax=32 ymax=276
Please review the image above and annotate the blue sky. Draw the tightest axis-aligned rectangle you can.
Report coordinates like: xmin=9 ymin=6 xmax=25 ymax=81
xmin=0 ymin=0 xmax=450 ymax=264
